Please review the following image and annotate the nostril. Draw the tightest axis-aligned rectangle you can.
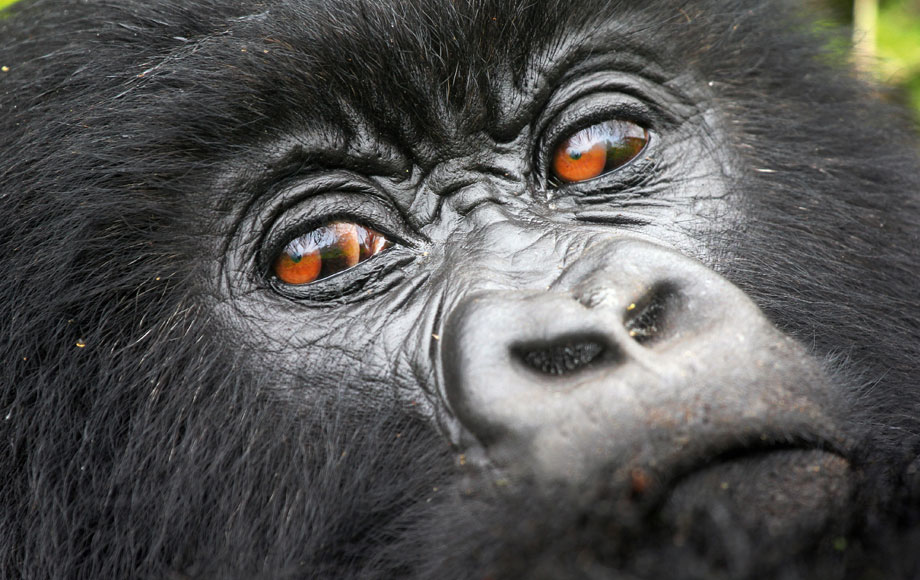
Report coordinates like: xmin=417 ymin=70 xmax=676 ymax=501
xmin=624 ymin=284 xmax=676 ymax=346
xmin=514 ymin=336 xmax=608 ymax=376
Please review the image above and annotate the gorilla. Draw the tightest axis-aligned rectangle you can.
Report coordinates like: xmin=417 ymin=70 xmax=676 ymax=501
xmin=1 ymin=0 xmax=919 ymax=578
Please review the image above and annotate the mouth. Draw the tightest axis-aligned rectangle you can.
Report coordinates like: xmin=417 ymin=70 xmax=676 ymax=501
xmin=658 ymin=447 xmax=852 ymax=543
xmin=467 ymin=447 xmax=853 ymax=580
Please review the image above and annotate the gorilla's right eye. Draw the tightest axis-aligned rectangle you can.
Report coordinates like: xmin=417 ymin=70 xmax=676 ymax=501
xmin=273 ymin=221 xmax=393 ymax=285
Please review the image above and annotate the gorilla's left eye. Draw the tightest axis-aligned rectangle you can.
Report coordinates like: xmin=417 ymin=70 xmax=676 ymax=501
xmin=551 ymin=120 xmax=648 ymax=183
xmin=273 ymin=221 xmax=393 ymax=285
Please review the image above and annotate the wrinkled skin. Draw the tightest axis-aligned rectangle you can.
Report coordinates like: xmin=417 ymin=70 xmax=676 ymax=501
xmin=1 ymin=0 xmax=919 ymax=578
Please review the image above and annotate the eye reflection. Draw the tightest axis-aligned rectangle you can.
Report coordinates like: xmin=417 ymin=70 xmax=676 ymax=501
xmin=273 ymin=221 xmax=392 ymax=285
xmin=552 ymin=120 xmax=648 ymax=183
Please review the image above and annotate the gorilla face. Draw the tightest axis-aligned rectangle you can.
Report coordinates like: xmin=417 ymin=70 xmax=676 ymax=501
xmin=212 ymin=0 xmax=849 ymax=528
xmin=1 ymin=0 xmax=919 ymax=578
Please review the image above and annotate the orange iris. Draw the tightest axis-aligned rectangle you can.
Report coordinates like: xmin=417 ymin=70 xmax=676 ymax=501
xmin=553 ymin=142 xmax=607 ymax=182
xmin=274 ymin=221 xmax=392 ymax=285
xmin=274 ymin=250 xmax=322 ymax=285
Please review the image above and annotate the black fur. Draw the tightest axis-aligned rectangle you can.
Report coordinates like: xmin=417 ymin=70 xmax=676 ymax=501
xmin=1 ymin=0 xmax=919 ymax=578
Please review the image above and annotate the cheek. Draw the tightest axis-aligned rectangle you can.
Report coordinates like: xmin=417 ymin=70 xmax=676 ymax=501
xmin=211 ymin=287 xmax=434 ymax=407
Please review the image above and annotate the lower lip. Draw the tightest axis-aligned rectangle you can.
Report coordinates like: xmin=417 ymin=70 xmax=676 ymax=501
xmin=661 ymin=449 xmax=851 ymax=541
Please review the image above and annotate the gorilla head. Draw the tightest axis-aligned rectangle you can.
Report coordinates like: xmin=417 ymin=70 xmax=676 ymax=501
xmin=1 ymin=0 xmax=919 ymax=578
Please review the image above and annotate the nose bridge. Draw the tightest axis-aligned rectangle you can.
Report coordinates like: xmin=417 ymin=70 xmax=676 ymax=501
xmin=440 ymin=202 xmax=602 ymax=293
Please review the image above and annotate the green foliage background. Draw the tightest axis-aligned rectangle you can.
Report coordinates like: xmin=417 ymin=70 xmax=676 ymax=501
xmin=0 ymin=0 xmax=917 ymax=113
xmin=876 ymin=0 xmax=920 ymax=112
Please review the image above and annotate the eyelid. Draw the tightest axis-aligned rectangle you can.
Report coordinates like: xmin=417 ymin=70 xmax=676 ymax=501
xmin=534 ymin=70 xmax=679 ymax=138
xmin=544 ymin=97 xmax=652 ymax=154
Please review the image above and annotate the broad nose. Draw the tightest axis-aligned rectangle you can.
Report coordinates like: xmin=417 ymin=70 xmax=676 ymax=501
xmin=441 ymin=239 xmax=834 ymax=485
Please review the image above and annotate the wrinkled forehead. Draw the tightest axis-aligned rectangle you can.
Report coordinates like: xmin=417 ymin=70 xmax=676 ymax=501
xmin=224 ymin=0 xmax=678 ymax=139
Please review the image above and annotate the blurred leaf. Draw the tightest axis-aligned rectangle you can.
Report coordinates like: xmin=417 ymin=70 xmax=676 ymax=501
xmin=877 ymin=0 xmax=920 ymax=111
